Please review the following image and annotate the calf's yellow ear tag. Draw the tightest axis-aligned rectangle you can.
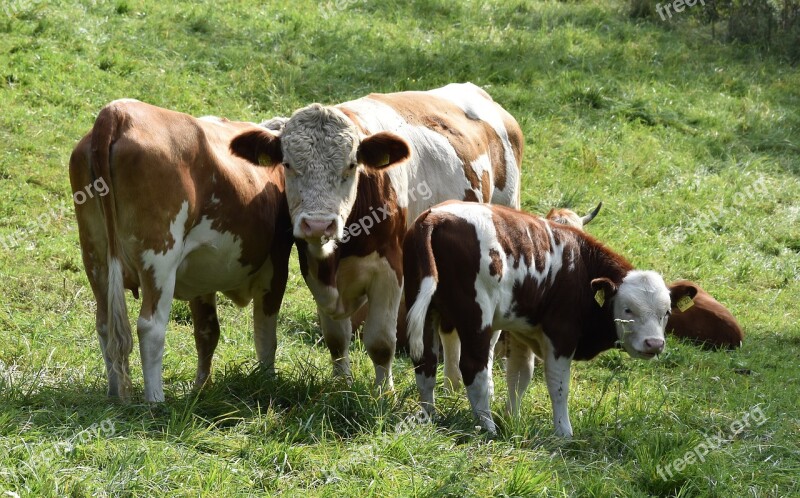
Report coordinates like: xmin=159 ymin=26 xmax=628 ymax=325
xmin=378 ymin=153 xmax=391 ymax=167
xmin=258 ymin=153 xmax=272 ymax=166
xmin=594 ymin=289 xmax=605 ymax=307
xmin=676 ymin=295 xmax=694 ymax=312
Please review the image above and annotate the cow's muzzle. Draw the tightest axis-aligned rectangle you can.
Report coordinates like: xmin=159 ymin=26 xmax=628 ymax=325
xmin=296 ymin=215 xmax=339 ymax=240
xmin=632 ymin=338 xmax=665 ymax=358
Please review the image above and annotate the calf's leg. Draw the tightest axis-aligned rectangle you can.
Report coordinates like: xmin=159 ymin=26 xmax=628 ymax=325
xmin=460 ymin=326 xmax=501 ymax=434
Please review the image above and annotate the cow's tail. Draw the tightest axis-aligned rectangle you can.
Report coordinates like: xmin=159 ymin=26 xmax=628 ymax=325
xmin=90 ymin=103 xmax=134 ymax=400
xmin=405 ymin=216 xmax=439 ymax=362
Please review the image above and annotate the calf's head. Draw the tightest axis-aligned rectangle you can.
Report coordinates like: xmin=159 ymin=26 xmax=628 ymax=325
xmin=230 ymin=104 xmax=409 ymax=253
xmin=592 ymin=271 xmax=697 ymax=358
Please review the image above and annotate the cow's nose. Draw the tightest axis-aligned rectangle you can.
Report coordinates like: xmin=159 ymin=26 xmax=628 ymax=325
xmin=301 ymin=218 xmax=336 ymax=238
xmin=643 ymin=338 xmax=665 ymax=353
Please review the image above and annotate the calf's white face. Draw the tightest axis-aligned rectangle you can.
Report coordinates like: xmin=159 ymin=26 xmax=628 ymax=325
xmin=606 ymin=270 xmax=671 ymax=358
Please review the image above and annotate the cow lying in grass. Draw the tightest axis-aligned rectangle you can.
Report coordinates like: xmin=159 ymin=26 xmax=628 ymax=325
xmin=403 ymin=201 xmax=697 ymax=436
xmin=666 ymin=280 xmax=743 ymax=349
xmin=545 ymin=204 xmax=743 ymax=350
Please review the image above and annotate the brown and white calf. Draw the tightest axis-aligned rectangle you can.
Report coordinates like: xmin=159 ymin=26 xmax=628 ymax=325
xmin=404 ymin=201 xmax=697 ymax=435
xmin=70 ymin=100 xmax=292 ymax=402
xmin=444 ymin=202 xmax=605 ymax=391
xmin=230 ymin=83 xmax=523 ymax=390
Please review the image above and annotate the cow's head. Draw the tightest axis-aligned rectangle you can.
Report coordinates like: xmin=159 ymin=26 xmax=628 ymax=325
xmin=230 ymin=104 xmax=410 ymax=255
xmin=546 ymin=202 xmax=602 ymax=230
xmin=592 ymin=271 xmax=697 ymax=359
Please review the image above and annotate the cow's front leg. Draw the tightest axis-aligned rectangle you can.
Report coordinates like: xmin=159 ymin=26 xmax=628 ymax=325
xmin=253 ymin=294 xmax=280 ymax=375
xmin=319 ymin=309 xmax=353 ymax=383
xmin=362 ymin=260 xmax=402 ymax=392
xmin=254 ymin=250 xmax=290 ymax=374
xmin=542 ymin=338 xmax=574 ymax=438
xmin=189 ymin=293 xmax=220 ymax=389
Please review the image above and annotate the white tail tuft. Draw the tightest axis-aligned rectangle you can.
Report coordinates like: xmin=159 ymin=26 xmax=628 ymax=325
xmin=407 ymin=276 xmax=437 ymax=361
xmin=106 ymin=257 xmax=133 ymax=399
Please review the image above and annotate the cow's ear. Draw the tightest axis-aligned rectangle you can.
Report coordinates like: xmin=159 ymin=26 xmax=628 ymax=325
xmin=669 ymin=281 xmax=699 ymax=308
xmin=356 ymin=132 xmax=410 ymax=170
xmin=230 ymin=129 xmax=283 ymax=167
xmin=590 ymin=277 xmax=618 ymax=307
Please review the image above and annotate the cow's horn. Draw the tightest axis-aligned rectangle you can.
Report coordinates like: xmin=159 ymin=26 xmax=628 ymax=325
xmin=582 ymin=202 xmax=603 ymax=225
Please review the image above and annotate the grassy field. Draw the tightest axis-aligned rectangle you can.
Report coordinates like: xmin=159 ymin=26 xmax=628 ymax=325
xmin=1 ymin=0 xmax=799 ymax=496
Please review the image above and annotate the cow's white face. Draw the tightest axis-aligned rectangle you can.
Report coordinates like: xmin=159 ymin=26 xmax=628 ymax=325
xmin=280 ymin=105 xmax=361 ymax=249
xmin=229 ymin=104 xmax=410 ymax=257
xmin=610 ymin=270 xmax=671 ymax=359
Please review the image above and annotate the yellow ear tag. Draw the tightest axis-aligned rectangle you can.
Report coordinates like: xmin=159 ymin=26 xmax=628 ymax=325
xmin=594 ymin=289 xmax=605 ymax=307
xmin=378 ymin=153 xmax=391 ymax=167
xmin=676 ymin=295 xmax=694 ymax=312
xmin=258 ymin=153 xmax=271 ymax=166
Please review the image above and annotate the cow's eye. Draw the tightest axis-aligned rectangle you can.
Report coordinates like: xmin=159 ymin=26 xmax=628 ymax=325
xmin=349 ymin=162 xmax=357 ymax=170
xmin=624 ymin=308 xmax=632 ymax=314
xmin=283 ymin=162 xmax=291 ymax=170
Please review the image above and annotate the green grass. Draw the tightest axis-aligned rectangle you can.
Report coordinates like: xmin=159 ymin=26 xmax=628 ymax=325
xmin=1 ymin=0 xmax=799 ymax=496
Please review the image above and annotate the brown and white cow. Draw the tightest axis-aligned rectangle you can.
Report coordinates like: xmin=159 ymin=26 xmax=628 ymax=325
xmin=70 ymin=100 xmax=292 ymax=402
xmin=404 ymin=201 xmax=697 ymax=436
xmin=230 ymin=83 xmax=523 ymax=390
xmin=544 ymin=206 xmax=743 ymax=350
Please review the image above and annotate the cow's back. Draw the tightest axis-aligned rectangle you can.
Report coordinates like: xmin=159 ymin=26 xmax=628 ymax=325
xmin=338 ymin=82 xmax=523 ymax=221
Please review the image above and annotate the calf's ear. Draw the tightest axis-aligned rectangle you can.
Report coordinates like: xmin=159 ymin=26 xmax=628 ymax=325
xmin=590 ymin=277 xmax=618 ymax=307
xmin=668 ymin=281 xmax=699 ymax=308
xmin=357 ymin=132 xmax=410 ymax=170
xmin=230 ymin=129 xmax=283 ymax=167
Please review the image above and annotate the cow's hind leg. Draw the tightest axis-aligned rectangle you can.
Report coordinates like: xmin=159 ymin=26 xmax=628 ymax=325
xmin=137 ymin=271 xmax=177 ymax=402
xmin=92 ymin=278 xmax=125 ymax=397
xmin=460 ymin=326 xmax=501 ymax=434
xmin=362 ymin=260 xmax=403 ymax=392
xmin=440 ymin=331 xmax=462 ymax=392
xmin=415 ymin=314 xmax=441 ymax=416
xmin=189 ymin=294 xmax=219 ymax=390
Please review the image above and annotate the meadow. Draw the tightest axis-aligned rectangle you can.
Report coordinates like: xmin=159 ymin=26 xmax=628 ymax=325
xmin=1 ymin=0 xmax=799 ymax=496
